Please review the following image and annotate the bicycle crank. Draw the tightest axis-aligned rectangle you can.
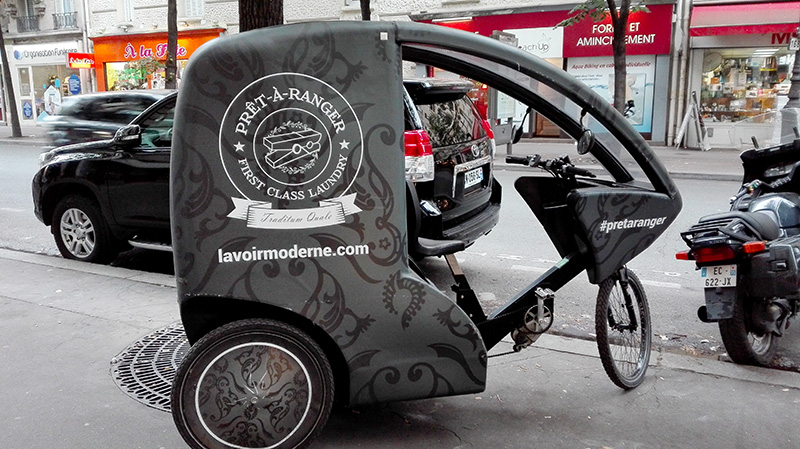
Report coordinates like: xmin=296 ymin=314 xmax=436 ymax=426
xmin=511 ymin=288 xmax=554 ymax=352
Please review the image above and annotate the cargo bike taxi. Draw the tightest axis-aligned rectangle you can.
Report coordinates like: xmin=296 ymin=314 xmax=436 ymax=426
xmin=168 ymin=21 xmax=682 ymax=449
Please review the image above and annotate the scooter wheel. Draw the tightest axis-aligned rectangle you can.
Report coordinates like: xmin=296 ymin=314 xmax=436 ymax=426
xmin=718 ymin=293 xmax=777 ymax=366
xmin=171 ymin=319 xmax=334 ymax=449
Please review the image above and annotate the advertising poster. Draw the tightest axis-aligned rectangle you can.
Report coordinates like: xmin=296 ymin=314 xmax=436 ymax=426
xmin=566 ymin=55 xmax=655 ymax=133
xmin=504 ymin=27 xmax=564 ymax=59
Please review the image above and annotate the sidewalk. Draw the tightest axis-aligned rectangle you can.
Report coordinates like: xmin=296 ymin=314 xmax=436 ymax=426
xmin=493 ymin=139 xmax=744 ymax=182
xmin=0 ymin=122 xmax=48 ymax=147
xmin=0 ymin=247 xmax=797 ymax=448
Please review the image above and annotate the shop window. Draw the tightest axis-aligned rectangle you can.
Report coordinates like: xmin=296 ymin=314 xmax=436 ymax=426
xmin=700 ymin=49 xmax=795 ymax=123
xmin=121 ymin=0 xmax=134 ymax=23
xmin=184 ymin=0 xmax=204 ymax=18
xmin=105 ymin=59 xmax=189 ymax=90
xmin=55 ymin=0 xmax=74 ymax=13
xmin=31 ymin=65 xmax=81 ymax=119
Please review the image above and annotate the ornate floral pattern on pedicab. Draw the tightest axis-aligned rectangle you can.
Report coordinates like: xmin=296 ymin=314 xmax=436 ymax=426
xmin=382 ymin=270 xmax=426 ymax=329
xmin=197 ymin=344 xmax=311 ymax=447
xmin=297 ymin=256 xmax=375 ymax=349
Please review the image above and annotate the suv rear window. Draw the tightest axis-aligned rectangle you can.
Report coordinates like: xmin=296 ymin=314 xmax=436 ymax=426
xmin=414 ymin=96 xmax=486 ymax=148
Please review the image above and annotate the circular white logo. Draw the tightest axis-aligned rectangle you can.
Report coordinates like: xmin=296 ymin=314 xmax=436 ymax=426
xmin=219 ymin=73 xmax=363 ymax=229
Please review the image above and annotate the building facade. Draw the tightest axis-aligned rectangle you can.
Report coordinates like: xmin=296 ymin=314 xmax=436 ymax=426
xmin=0 ymin=0 xmax=238 ymax=124
xmin=3 ymin=0 xmax=798 ymax=148
xmin=85 ymin=0 xmax=236 ymax=91
xmin=286 ymin=0 xmax=677 ymax=143
xmin=686 ymin=0 xmax=799 ymax=148
xmin=1 ymin=0 xmax=88 ymax=123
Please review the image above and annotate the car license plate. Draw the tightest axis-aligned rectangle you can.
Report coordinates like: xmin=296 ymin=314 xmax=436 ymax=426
xmin=464 ymin=167 xmax=483 ymax=188
xmin=700 ymin=264 xmax=737 ymax=288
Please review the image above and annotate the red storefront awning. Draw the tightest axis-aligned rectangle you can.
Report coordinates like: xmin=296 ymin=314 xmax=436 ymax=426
xmin=690 ymin=2 xmax=800 ymax=36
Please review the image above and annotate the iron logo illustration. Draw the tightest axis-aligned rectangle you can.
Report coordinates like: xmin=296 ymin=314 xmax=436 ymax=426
xmin=220 ymin=73 xmax=363 ymax=229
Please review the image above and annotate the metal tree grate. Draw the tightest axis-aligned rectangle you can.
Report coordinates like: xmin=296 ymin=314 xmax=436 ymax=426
xmin=111 ymin=322 xmax=189 ymax=412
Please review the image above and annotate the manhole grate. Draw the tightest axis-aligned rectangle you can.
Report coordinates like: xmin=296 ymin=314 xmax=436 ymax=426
xmin=111 ymin=321 xmax=188 ymax=412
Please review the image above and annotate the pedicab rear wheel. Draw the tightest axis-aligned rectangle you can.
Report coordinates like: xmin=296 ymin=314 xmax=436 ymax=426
xmin=171 ymin=319 xmax=334 ymax=449
xmin=595 ymin=268 xmax=651 ymax=390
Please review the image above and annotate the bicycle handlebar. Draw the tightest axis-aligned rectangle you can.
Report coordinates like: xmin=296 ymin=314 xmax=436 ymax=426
xmin=564 ymin=165 xmax=596 ymax=178
xmin=506 ymin=154 xmax=595 ymax=178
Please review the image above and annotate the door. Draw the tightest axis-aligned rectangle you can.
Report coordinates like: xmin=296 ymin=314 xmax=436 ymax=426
xmin=106 ymin=97 xmax=175 ymax=229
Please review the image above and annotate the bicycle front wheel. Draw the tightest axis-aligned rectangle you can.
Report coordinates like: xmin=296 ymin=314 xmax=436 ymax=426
xmin=595 ymin=268 xmax=651 ymax=389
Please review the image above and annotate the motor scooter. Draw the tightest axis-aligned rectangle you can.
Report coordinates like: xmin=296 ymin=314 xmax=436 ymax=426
xmin=167 ymin=21 xmax=681 ymax=449
xmin=678 ymin=115 xmax=800 ymax=366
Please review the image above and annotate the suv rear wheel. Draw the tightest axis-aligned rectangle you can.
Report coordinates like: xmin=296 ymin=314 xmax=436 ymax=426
xmin=52 ymin=195 xmax=119 ymax=263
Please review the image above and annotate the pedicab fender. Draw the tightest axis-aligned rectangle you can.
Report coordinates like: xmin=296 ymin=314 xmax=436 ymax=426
xmin=170 ymin=21 xmax=487 ymax=407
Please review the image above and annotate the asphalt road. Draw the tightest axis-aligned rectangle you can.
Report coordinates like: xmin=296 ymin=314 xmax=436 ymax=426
xmin=3 ymin=142 xmax=798 ymax=370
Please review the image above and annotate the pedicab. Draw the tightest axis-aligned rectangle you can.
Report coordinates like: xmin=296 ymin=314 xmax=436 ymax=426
xmin=168 ymin=21 xmax=682 ymax=449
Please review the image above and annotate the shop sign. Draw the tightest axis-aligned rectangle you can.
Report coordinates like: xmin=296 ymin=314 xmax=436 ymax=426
xmin=67 ymin=52 xmax=95 ymax=69
xmin=123 ymin=42 xmax=188 ymax=60
xmin=12 ymin=43 xmax=79 ymax=64
xmin=562 ymin=4 xmax=673 ymax=57
xmin=504 ymin=27 xmax=564 ymax=59
xmin=790 ymin=37 xmax=800 ymax=52
xmin=566 ymin=55 xmax=655 ymax=133
xmin=695 ymin=32 xmax=800 ymax=49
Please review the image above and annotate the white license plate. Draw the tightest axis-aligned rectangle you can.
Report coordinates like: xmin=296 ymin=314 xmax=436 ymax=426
xmin=464 ymin=167 xmax=484 ymax=188
xmin=700 ymin=264 xmax=737 ymax=288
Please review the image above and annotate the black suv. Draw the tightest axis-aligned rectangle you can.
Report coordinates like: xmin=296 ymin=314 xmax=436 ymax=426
xmin=32 ymin=80 xmax=499 ymax=263
xmin=33 ymin=92 xmax=177 ymax=263
xmin=403 ymin=79 xmax=500 ymax=257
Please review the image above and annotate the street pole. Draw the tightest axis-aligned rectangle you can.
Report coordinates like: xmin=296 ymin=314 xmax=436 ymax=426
xmin=785 ymin=23 xmax=800 ymax=109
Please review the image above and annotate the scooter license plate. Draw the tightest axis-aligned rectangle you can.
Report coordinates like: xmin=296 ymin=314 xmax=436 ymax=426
xmin=700 ymin=264 xmax=737 ymax=288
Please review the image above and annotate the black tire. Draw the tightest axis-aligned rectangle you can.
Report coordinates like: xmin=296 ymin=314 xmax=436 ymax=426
xmin=718 ymin=292 xmax=777 ymax=366
xmin=595 ymin=269 xmax=651 ymax=390
xmin=171 ymin=319 xmax=335 ymax=449
xmin=51 ymin=194 xmax=119 ymax=264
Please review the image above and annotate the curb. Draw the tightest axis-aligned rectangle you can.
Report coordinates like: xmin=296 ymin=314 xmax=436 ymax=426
xmin=0 ymin=247 xmax=175 ymax=288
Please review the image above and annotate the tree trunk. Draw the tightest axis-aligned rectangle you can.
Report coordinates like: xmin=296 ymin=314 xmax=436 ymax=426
xmin=360 ymin=0 xmax=371 ymax=20
xmin=165 ymin=0 xmax=178 ymax=89
xmin=0 ymin=26 xmax=22 ymax=137
xmin=608 ymin=0 xmax=629 ymax=115
xmin=239 ymin=0 xmax=283 ymax=32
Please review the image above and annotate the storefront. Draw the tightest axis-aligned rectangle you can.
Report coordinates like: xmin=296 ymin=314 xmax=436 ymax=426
xmin=414 ymin=4 xmax=674 ymax=141
xmin=688 ymin=1 xmax=799 ymax=148
xmin=90 ymin=28 xmax=225 ymax=91
xmin=7 ymin=41 xmax=85 ymax=123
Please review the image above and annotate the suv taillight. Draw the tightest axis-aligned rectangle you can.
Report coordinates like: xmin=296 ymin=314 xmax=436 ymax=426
xmin=404 ymin=129 xmax=434 ymax=182
xmin=481 ymin=119 xmax=495 ymax=139
xmin=481 ymin=119 xmax=496 ymax=158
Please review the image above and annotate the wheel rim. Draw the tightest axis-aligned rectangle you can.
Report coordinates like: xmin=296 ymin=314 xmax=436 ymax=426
xmin=59 ymin=207 xmax=95 ymax=258
xmin=195 ymin=342 xmax=312 ymax=449
xmin=748 ymin=331 xmax=773 ymax=357
xmin=605 ymin=281 xmax=648 ymax=380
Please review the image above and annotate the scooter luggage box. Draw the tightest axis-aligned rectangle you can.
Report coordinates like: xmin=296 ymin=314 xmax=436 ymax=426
xmin=748 ymin=236 xmax=800 ymax=300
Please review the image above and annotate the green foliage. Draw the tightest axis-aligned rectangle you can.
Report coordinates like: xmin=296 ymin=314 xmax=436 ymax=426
xmin=557 ymin=0 xmax=649 ymax=28
xmin=117 ymin=56 xmax=165 ymax=90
